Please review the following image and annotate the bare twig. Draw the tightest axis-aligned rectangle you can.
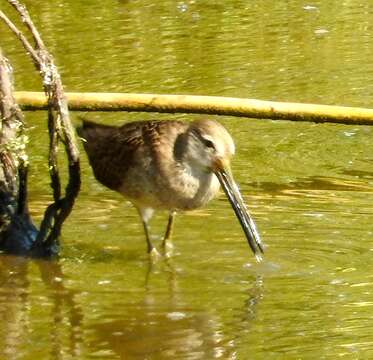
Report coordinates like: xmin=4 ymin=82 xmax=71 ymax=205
xmin=8 ymin=0 xmax=46 ymax=50
xmin=0 ymin=10 xmax=41 ymax=64
xmin=1 ymin=1 xmax=81 ymax=253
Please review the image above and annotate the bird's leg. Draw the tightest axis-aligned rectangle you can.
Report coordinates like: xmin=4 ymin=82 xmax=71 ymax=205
xmin=138 ymin=207 xmax=160 ymax=259
xmin=162 ymin=211 xmax=176 ymax=256
xmin=141 ymin=219 xmax=154 ymax=253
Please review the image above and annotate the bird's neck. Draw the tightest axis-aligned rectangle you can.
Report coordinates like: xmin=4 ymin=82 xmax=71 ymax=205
xmin=176 ymin=160 xmax=220 ymax=209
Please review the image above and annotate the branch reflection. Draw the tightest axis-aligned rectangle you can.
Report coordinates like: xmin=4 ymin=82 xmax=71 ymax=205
xmin=0 ymin=255 xmax=83 ymax=359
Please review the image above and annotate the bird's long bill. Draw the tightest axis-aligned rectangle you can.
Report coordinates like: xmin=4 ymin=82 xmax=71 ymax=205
xmin=214 ymin=163 xmax=264 ymax=261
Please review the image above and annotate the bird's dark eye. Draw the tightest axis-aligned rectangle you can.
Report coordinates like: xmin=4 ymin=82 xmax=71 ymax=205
xmin=191 ymin=129 xmax=216 ymax=150
xmin=202 ymin=138 xmax=215 ymax=149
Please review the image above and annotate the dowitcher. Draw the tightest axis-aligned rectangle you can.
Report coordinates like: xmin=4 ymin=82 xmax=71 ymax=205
xmin=78 ymin=119 xmax=264 ymax=260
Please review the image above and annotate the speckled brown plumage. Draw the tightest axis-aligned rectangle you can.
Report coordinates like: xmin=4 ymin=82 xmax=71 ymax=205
xmin=77 ymin=120 xmax=179 ymax=191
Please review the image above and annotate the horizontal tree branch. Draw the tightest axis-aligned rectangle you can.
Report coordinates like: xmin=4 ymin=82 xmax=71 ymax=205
xmin=13 ymin=91 xmax=373 ymax=126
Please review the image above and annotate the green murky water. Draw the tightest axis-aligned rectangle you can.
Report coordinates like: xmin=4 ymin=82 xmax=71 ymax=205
xmin=1 ymin=0 xmax=373 ymax=358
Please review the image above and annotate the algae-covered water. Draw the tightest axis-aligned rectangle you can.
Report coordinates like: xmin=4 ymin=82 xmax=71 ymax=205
xmin=1 ymin=1 xmax=373 ymax=358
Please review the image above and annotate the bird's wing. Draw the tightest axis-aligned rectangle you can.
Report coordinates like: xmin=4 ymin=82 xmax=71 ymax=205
xmin=78 ymin=119 xmax=187 ymax=192
xmin=78 ymin=120 xmax=146 ymax=191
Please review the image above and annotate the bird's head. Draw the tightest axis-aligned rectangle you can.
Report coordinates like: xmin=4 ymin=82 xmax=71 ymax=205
xmin=182 ymin=119 xmax=264 ymax=260
xmin=184 ymin=119 xmax=235 ymax=172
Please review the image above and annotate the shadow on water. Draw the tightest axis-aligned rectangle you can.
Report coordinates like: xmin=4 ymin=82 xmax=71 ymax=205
xmin=254 ymin=175 xmax=373 ymax=194
xmin=0 ymin=254 xmax=264 ymax=359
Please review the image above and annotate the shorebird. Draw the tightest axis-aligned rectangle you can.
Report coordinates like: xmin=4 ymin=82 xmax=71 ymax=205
xmin=77 ymin=118 xmax=264 ymax=260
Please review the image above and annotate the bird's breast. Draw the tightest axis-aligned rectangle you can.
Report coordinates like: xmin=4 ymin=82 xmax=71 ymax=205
xmin=119 ymin=161 xmax=220 ymax=211
xmin=158 ymin=164 xmax=221 ymax=211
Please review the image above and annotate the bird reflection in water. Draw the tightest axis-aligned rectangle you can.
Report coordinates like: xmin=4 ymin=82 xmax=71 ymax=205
xmin=87 ymin=260 xmax=264 ymax=359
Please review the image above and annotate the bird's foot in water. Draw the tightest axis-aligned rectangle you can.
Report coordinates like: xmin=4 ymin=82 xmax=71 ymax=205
xmin=162 ymin=240 xmax=174 ymax=258
xmin=149 ymin=247 xmax=162 ymax=262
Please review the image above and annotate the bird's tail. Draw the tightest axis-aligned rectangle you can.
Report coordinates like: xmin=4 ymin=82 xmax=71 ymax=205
xmin=76 ymin=116 xmax=116 ymax=143
xmin=76 ymin=116 xmax=97 ymax=139
xmin=76 ymin=116 xmax=124 ymax=191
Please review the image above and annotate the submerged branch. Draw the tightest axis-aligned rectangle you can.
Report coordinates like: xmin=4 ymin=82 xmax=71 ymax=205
xmin=14 ymin=91 xmax=373 ymax=126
